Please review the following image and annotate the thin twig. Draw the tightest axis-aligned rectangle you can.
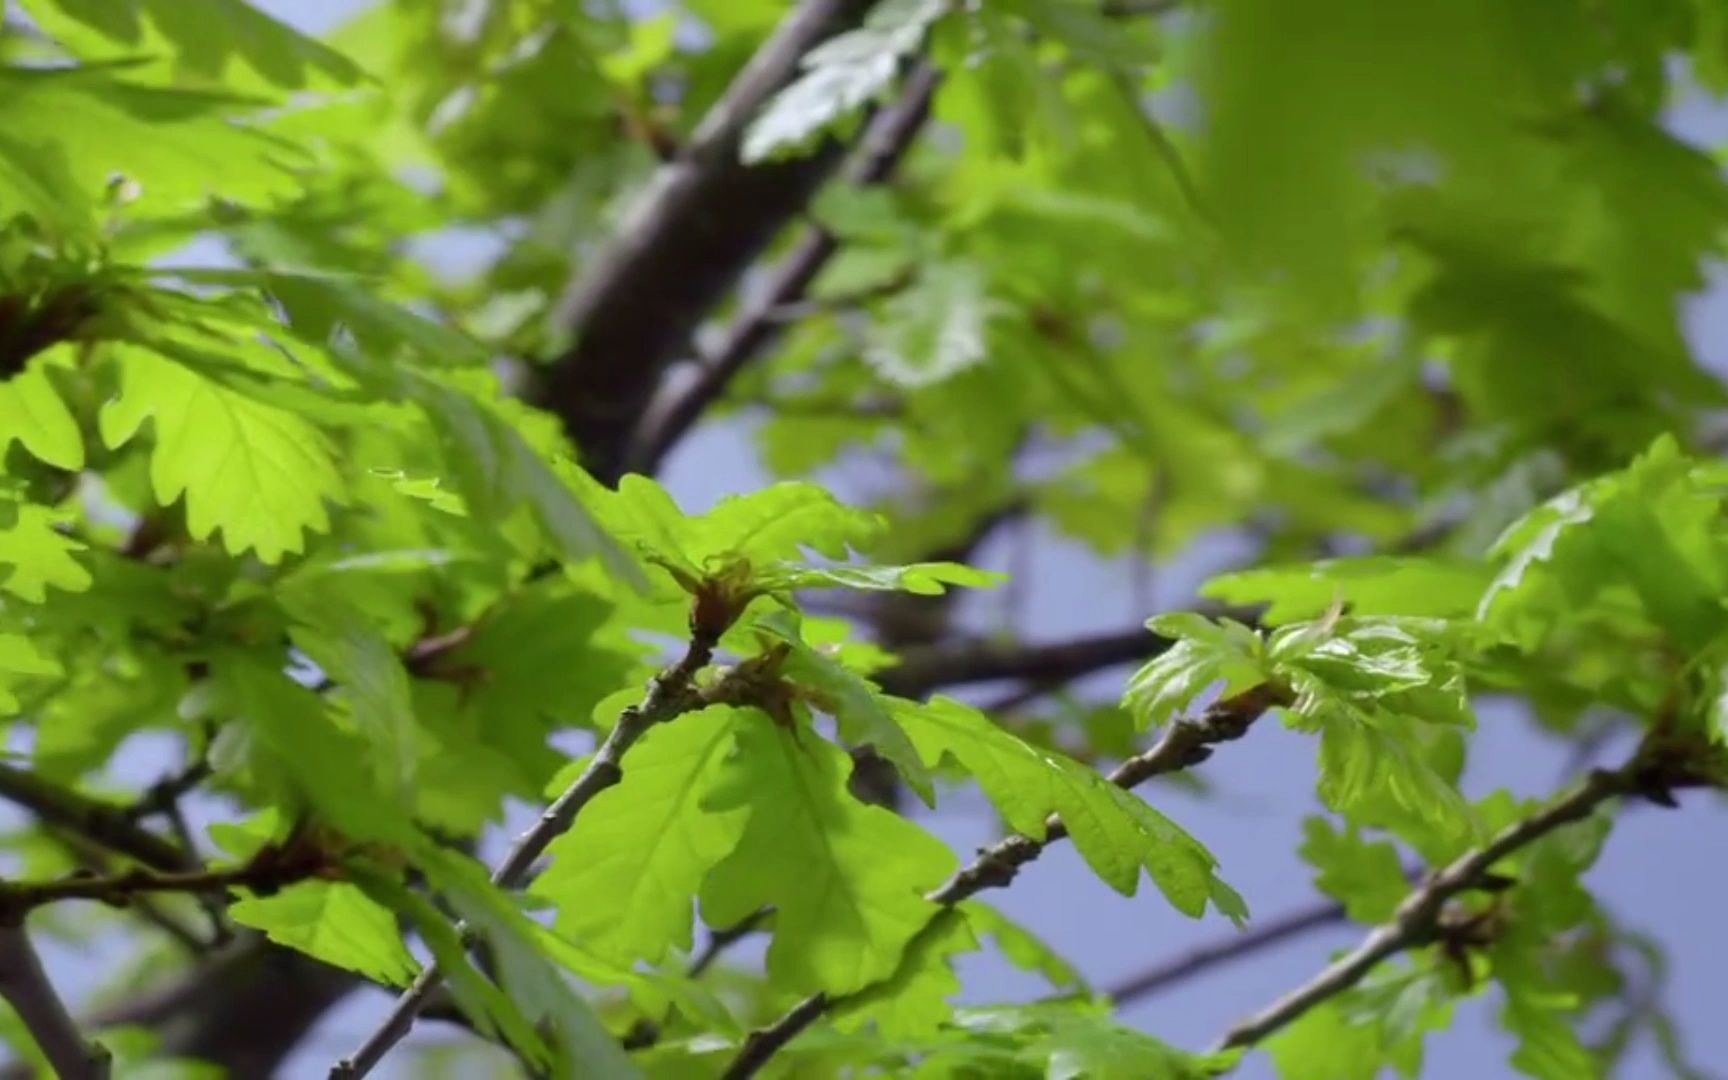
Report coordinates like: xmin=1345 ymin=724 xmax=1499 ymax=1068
xmin=1106 ymin=900 xmax=1347 ymax=1005
xmin=54 ymin=837 xmax=210 ymax=954
xmin=622 ymin=907 xmax=776 ymax=1051
xmin=330 ymin=627 xmax=729 ymax=1078
xmin=0 ymin=925 xmax=110 ymax=1079
xmin=720 ymin=682 xmax=1292 ymax=1079
xmin=1206 ymin=749 xmax=1689 ymax=1052
xmin=0 ymin=765 xmax=193 ymax=873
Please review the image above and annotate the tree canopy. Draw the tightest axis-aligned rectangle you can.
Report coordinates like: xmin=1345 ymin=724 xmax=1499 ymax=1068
xmin=1 ymin=0 xmax=1725 ymax=1077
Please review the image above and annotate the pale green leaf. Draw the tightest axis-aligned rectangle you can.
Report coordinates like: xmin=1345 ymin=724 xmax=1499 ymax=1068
xmin=0 ymin=633 xmax=61 ymax=714
xmin=742 ymin=0 xmax=946 ymax=163
xmin=20 ymin=0 xmax=364 ymax=89
xmin=422 ymin=850 xmax=643 ymax=1080
xmin=698 ymin=712 xmax=955 ymax=995
xmin=897 ymin=697 xmax=1238 ymax=919
xmin=99 ymin=347 xmax=345 ymax=564
xmin=532 ymin=706 xmax=748 ymax=966
xmin=0 ymin=353 xmax=84 ymax=469
xmin=864 ymin=261 xmax=996 ymax=388
xmin=757 ymin=560 xmax=1005 ymax=596
xmin=0 ymin=502 xmax=92 ymax=602
xmin=228 ymin=880 xmax=418 ymax=987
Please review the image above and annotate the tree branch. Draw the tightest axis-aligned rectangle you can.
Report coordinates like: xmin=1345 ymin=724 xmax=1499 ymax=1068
xmin=0 ymin=925 xmax=109 ymax=1080
xmin=1105 ymin=900 xmax=1347 ymax=1006
xmin=537 ymin=0 xmax=876 ymax=481
xmin=625 ymin=60 xmax=942 ymax=476
xmin=721 ymin=682 xmax=1293 ymax=1078
xmin=331 ymin=620 xmax=738 ymax=1078
xmin=880 ymin=624 xmax=1181 ymax=699
xmin=0 ymin=764 xmax=193 ymax=873
xmin=0 ymin=844 xmax=324 ymax=920
xmin=1207 ymin=742 xmax=1712 ymax=1053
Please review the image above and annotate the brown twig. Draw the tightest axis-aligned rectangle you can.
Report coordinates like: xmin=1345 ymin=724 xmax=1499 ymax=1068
xmin=331 ymin=615 xmax=743 ymax=1078
xmin=0 ymin=765 xmax=193 ymax=873
xmin=1106 ymin=900 xmax=1348 ymax=1006
xmin=1207 ymin=741 xmax=1715 ymax=1052
xmin=721 ymin=682 xmax=1292 ymax=1078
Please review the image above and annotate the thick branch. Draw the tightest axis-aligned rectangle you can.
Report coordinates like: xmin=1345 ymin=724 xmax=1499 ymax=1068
xmin=538 ymin=0 xmax=874 ymax=480
xmin=1207 ymin=749 xmax=1691 ymax=1052
xmin=0 ymin=926 xmax=109 ymax=1079
xmin=332 ymin=629 xmax=727 ymax=1078
xmin=721 ymin=682 xmax=1292 ymax=1078
xmin=625 ymin=61 xmax=942 ymax=475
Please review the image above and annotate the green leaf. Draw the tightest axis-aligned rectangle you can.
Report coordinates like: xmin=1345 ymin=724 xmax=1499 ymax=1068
xmin=955 ymin=1002 xmax=1239 ymax=1080
xmin=832 ymin=906 xmax=976 ymax=1039
xmin=1299 ymin=816 xmax=1406 ymax=924
xmin=348 ymin=862 xmax=551 ymax=1070
xmin=698 ymin=711 xmax=955 ymax=995
xmin=421 ymin=851 xmax=643 ymax=1080
xmin=742 ymin=0 xmax=946 ymax=163
xmin=1204 ymin=557 xmax=1492 ymax=626
xmin=99 ymin=346 xmax=346 ymax=564
xmin=0 ymin=353 xmax=84 ymax=470
xmin=1495 ymin=941 xmax=1597 ymax=1080
xmin=756 ymin=560 xmax=1005 ymax=597
xmin=896 ymin=697 xmax=1238 ymax=920
xmin=0 ymin=633 xmax=61 ymax=714
xmin=403 ymin=376 xmax=640 ymax=584
xmin=1123 ymin=615 xmax=1264 ymax=730
xmin=432 ymin=584 xmax=637 ymax=788
xmin=864 ymin=260 xmax=998 ymax=388
xmin=576 ymin=472 xmax=886 ymax=588
xmin=228 ymin=880 xmax=418 ymax=988
xmin=754 ymin=610 xmax=935 ymax=805
xmin=210 ymin=650 xmax=417 ymax=846
xmin=0 ymin=66 xmax=304 ymax=212
xmin=280 ymin=588 xmax=419 ymax=804
xmin=1314 ymin=711 xmax=1473 ymax=858
xmin=20 ymin=0 xmax=364 ymax=90
xmin=532 ymin=706 xmax=748 ymax=967
xmin=0 ymin=132 xmax=92 ymax=235
xmin=0 ymin=500 xmax=92 ymax=602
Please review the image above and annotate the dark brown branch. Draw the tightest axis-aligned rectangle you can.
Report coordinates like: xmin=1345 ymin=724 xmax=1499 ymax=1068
xmin=879 ymin=625 xmax=1178 ymax=699
xmin=0 ymin=848 xmax=324 ymax=920
xmin=1208 ymin=741 xmax=1716 ymax=1052
xmin=0 ymin=926 xmax=110 ymax=1079
xmin=0 ymin=764 xmax=193 ymax=873
xmin=332 ymin=623 xmax=737 ymax=1078
xmin=537 ymin=0 xmax=875 ymax=481
xmin=625 ymin=61 xmax=942 ymax=476
xmin=1106 ymin=900 xmax=1347 ymax=1006
xmin=721 ymin=682 xmax=1292 ymax=1078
